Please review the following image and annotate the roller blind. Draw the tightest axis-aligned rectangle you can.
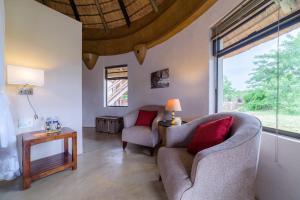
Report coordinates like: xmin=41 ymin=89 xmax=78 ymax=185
xmin=211 ymin=0 xmax=273 ymax=40
xmin=105 ymin=65 xmax=128 ymax=80
xmin=212 ymin=0 xmax=300 ymax=57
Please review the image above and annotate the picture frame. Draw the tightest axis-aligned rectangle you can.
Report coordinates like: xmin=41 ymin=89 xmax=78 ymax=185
xmin=151 ymin=68 xmax=169 ymax=89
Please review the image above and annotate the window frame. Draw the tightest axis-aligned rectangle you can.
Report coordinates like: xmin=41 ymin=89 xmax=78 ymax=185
xmin=213 ymin=8 xmax=300 ymax=139
xmin=105 ymin=64 xmax=128 ymax=108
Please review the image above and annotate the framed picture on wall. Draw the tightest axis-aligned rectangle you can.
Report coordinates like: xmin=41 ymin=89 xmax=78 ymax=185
xmin=151 ymin=68 xmax=169 ymax=89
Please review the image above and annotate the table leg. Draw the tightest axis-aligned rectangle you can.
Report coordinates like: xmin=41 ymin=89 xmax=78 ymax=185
xmin=22 ymin=141 xmax=31 ymax=189
xmin=72 ymin=134 xmax=77 ymax=170
xmin=64 ymin=138 xmax=68 ymax=156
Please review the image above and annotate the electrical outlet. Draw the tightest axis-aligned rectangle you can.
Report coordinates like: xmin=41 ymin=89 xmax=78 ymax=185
xmin=18 ymin=118 xmax=34 ymax=129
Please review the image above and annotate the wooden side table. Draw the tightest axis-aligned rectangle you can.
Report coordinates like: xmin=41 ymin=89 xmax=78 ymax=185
xmin=158 ymin=120 xmax=187 ymax=146
xmin=22 ymin=127 xmax=77 ymax=189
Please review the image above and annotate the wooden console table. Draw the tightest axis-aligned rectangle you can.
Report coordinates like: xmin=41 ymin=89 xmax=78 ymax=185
xmin=22 ymin=127 xmax=77 ymax=189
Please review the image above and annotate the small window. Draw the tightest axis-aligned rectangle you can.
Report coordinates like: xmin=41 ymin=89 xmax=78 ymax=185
xmin=105 ymin=65 xmax=128 ymax=107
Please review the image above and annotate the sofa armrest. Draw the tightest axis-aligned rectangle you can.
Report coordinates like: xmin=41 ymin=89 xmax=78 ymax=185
xmin=123 ymin=110 xmax=138 ymax=128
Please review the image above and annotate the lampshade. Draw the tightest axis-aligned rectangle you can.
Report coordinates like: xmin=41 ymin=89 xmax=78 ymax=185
xmin=7 ymin=65 xmax=44 ymax=87
xmin=165 ymin=98 xmax=182 ymax=112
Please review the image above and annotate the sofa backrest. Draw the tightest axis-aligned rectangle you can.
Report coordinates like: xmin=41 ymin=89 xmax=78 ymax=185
xmin=140 ymin=105 xmax=165 ymax=113
xmin=172 ymin=112 xmax=261 ymax=148
xmin=204 ymin=112 xmax=261 ymax=148
xmin=185 ymin=112 xmax=262 ymax=199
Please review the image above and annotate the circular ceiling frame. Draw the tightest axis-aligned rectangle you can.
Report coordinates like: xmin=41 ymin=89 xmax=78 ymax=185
xmin=83 ymin=0 xmax=216 ymax=56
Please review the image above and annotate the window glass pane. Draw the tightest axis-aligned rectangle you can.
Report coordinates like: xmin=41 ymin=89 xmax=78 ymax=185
xmin=107 ymin=79 xmax=128 ymax=107
xmin=220 ymin=32 xmax=279 ymax=129
xmin=278 ymin=27 xmax=300 ymax=133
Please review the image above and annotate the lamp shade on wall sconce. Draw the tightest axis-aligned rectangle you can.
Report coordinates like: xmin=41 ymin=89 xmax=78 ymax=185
xmin=7 ymin=65 xmax=44 ymax=87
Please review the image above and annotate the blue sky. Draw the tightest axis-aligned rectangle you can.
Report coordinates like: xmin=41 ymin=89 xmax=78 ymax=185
xmin=223 ymin=28 xmax=300 ymax=91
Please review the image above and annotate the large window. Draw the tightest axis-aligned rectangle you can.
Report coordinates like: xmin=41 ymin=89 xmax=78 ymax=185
xmin=105 ymin=65 xmax=128 ymax=107
xmin=213 ymin=0 xmax=300 ymax=138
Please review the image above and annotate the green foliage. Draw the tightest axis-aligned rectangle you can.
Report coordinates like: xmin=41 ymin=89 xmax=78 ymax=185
xmin=223 ymin=76 xmax=237 ymax=101
xmin=243 ymin=89 xmax=272 ymax=110
xmin=243 ymin=32 xmax=300 ymax=114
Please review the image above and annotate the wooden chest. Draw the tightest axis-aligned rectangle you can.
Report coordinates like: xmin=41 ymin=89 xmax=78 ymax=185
xmin=96 ymin=116 xmax=123 ymax=133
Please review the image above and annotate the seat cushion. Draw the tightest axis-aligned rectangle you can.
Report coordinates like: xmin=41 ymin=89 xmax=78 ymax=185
xmin=122 ymin=126 xmax=158 ymax=147
xmin=187 ymin=116 xmax=234 ymax=155
xmin=135 ymin=110 xmax=158 ymax=127
xmin=157 ymin=147 xmax=194 ymax=200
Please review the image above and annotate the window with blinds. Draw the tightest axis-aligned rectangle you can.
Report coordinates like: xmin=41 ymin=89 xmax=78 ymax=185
xmin=105 ymin=65 xmax=128 ymax=107
xmin=213 ymin=0 xmax=300 ymax=138
xmin=212 ymin=0 xmax=300 ymax=57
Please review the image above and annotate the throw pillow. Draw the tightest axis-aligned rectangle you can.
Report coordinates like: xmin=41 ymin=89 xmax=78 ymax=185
xmin=135 ymin=110 xmax=158 ymax=127
xmin=187 ymin=116 xmax=234 ymax=155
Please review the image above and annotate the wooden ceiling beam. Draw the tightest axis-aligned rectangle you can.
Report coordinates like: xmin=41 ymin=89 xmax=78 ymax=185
xmin=76 ymin=4 xmax=95 ymax=7
xmin=69 ymin=0 xmax=81 ymax=21
xmin=149 ymin=0 xmax=159 ymax=13
xmin=118 ymin=0 xmax=131 ymax=27
xmin=94 ymin=0 xmax=109 ymax=32
xmin=47 ymin=0 xmax=69 ymax=6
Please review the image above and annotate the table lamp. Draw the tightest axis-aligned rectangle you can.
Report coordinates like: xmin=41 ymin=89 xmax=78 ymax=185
xmin=7 ymin=65 xmax=44 ymax=119
xmin=165 ymin=98 xmax=182 ymax=125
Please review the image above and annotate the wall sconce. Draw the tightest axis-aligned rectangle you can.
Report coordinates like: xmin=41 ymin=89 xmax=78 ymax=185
xmin=7 ymin=65 xmax=45 ymax=119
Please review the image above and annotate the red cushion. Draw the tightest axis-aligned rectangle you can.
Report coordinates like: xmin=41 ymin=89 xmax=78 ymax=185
xmin=187 ymin=116 xmax=234 ymax=155
xmin=135 ymin=110 xmax=158 ymax=127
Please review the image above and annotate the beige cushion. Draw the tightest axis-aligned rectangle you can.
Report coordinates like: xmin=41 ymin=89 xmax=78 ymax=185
xmin=122 ymin=126 xmax=157 ymax=147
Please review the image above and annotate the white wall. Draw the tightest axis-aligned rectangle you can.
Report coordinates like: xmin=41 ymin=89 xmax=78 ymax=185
xmin=82 ymin=0 xmax=243 ymax=127
xmin=0 ymin=0 xmax=4 ymax=89
xmin=5 ymin=0 xmax=83 ymax=159
xmin=256 ymin=133 xmax=300 ymax=200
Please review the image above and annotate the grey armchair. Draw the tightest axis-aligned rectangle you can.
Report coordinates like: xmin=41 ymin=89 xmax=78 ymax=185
xmin=122 ymin=105 xmax=164 ymax=155
xmin=157 ymin=112 xmax=262 ymax=200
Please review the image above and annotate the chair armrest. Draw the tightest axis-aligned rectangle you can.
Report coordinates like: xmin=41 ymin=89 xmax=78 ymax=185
xmin=151 ymin=112 xmax=164 ymax=132
xmin=123 ymin=110 xmax=138 ymax=128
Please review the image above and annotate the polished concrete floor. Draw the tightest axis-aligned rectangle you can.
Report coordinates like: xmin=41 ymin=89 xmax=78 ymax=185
xmin=0 ymin=128 xmax=167 ymax=200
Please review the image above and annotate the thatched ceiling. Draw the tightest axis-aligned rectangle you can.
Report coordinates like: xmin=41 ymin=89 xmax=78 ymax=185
xmin=35 ymin=0 xmax=217 ymax=68
xmin=35 ymin=0 xmax=164 ymax=30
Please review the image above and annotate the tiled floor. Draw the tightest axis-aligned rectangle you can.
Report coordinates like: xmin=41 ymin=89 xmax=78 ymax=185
xmin=0 ymin=128 xmax=167 ymax=200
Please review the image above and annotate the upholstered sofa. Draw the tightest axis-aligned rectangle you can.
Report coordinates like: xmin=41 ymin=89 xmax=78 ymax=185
xmin=122 ymin=105 xmax=164 ymax=155
xmin=157 ymin=112 xmax=262 ymax=200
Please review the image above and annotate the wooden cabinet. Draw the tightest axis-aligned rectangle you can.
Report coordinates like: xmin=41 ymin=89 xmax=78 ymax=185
xmin=96 ymin=116 xmax=123 ymax=133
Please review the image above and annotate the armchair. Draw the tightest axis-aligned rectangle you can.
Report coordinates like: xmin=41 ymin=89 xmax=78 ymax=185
xmin=157 ymin=112 xmax=262 ymax=200
xmin=122 ymin=105 xmax=164 ymax=155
